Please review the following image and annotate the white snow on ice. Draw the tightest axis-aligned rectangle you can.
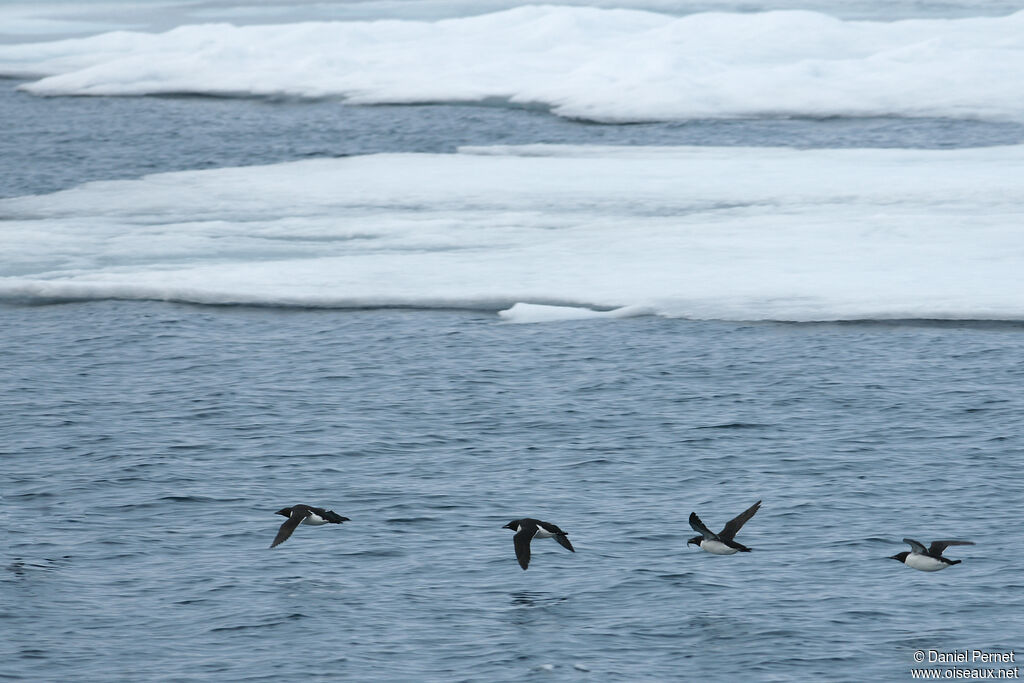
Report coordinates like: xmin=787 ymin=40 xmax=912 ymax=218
xmin=1 ymin=144 xmax=1022 ymax=322
xmin=1 ymin=6 xmax=1023 ymax=122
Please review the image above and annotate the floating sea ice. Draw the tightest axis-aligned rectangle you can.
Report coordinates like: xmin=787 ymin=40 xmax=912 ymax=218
xmin=498 ymin=303 xmax=652 ymax=324
xmin=1 ymin=7 xmax=1023 ymax=122
xmin=2 ymin=144 xmax=1023 ymax=322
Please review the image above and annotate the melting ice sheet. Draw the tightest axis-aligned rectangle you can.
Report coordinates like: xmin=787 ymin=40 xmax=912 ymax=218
xmin=1 ymin=144 xmax=1023 ymax=322
xmin=1 ymin=6 xmax=1024 ymax=122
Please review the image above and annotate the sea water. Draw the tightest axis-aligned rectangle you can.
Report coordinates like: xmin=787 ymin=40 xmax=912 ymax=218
xmin=2 ymin=1 xmax=1023 ymax=681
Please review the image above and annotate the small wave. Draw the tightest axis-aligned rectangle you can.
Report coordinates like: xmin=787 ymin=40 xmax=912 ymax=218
xmin=695 ymin=422 xmax=769 ymax=430
xmin=561 ymin=458 xmax=616 ymax=468
xmin=509 ymin=591 xmax=570 ymax=608
xmin=5 ymin=556 xmax=73 ymax=576
xmin=209 ymin=614 xmax=307 ymax=633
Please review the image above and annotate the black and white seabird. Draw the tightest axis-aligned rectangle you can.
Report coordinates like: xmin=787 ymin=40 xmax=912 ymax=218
xmin=502 ymin=518 xmax=575 ymax=570
xmin=687 ymin=500 xmax=761 ymax=555
xmin=270 ymin=505 xmax=349 ymax=548
xmin=889 ymin=538 xmax=974 ymax=571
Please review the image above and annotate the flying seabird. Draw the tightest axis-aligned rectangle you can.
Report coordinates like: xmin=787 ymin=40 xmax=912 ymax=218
xmin=270 ymin=505 xmax=349 ymax=548
xmin=502 ymin=518 xmax=575 ymax=570
xmin=687 ymin=500 xmax=761 ymax=554
xmin=889 ymin=538 xmax=974 ymax=571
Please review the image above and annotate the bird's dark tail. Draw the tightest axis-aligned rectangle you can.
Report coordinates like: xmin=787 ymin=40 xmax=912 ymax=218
xmin=555 ymin=534 xmax=575 ymax=552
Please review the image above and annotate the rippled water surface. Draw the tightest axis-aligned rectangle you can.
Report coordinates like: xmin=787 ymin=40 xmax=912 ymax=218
xmin=3 ymin=303 xmax=1023 ymax=680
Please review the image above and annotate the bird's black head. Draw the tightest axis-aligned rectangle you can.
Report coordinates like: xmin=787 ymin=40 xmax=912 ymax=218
xmin=503 ymin=520 xmax=521 ymax=531
xmin=275 ymin=507 xmax=292 ymax=518
xmin=687 ymin=536 xmax=703 ymax=547
xmin=889 ymin=552 xmax=909 ymax=562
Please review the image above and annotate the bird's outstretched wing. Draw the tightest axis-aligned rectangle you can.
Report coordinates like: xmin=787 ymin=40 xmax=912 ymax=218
xmin=513 ymin=529 xmax=533 ymax=570
xmin=553 ymin=534 xmax=575 ymax=552
xmin=720 ymin=500 xmax=761 ymax=541
xmin=313 ymin=508 xmax=348 ymax=524
xmin=902 ymin=538 xmax=928 ymax=554
xmin=271 ymin=508 xmax=309 ymax=548
xmin=928 ymin=540 xmax=974 ymax=556
xmin=689 ymin=512 xmax=718 ymax=540
xmin=537 ymin=521 xmax=575 ymax=552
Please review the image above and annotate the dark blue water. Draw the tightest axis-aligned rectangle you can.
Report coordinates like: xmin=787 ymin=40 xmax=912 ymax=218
xmin=3 ymin=79 xmax=1023 ymax=198
xmin=3 ymin=301 xmax=1023 ymax=680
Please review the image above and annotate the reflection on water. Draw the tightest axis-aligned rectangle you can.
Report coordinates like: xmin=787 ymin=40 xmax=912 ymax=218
xmin=510 ymin=591 xmax=570 ymax=608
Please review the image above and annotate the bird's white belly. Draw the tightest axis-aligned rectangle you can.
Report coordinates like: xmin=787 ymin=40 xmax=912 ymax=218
xmin=303 ymin=515 xmax=327 ymax=526
xmin=533 ymin=528 xmax=556 ymax=539
xmin=905 ymin=554 xmax=947 ymax=571
xmin=701 ymin=540 xmax=738 ymax=555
